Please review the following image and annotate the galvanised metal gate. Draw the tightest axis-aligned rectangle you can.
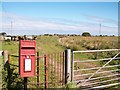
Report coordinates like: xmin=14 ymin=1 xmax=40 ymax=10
xmin=71 ymin=49 xmax=120 ymax=89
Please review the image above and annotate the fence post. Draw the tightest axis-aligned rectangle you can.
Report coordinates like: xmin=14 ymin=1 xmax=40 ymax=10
xmin=3 ymin=50 xmax=8 ymax=64
xmin=71 ymin=50 xmax=74 ymax=82
xmin=3 ymin=51 xmax=12 ymax=89
xmin=37 ymin=52 xmax=40 ymax=86
xmin=65 ymin=49 xmax=71 ymax=84
xmin=44 ymin=55 xmax=48 ymax=89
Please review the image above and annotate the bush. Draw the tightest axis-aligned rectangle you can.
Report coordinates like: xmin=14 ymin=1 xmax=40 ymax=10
xmin=65 ymin=82 xmax=77 ymax=88
xmin=5 ymin=39 xmax=11 ymax=42
xmin=82 ymin=32 xmax=91 ymax=36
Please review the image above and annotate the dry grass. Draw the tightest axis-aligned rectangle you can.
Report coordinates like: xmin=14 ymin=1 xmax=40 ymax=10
xmin=59 ymin=36 xmax=118 ymax=50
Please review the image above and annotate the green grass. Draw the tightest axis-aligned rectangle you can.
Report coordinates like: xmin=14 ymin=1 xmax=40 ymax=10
xmin=2 ymin=41 xmax=19 ymax=55
xmin=2 ymin=36 xmax=118 ymax=55
xmin=1 ymin=36 xmax=119 ymax=89
xmin=0 ymin=56 xmax=3 ymax=84
xmin=0 ymin=56 xmax=3 ymax=65
xmin=36 ymin=36 xmax=65 ymax=55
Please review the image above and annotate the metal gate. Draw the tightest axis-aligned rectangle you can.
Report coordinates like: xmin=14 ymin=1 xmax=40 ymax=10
xmin=3 ymin=49 xmax=120 ymax=89
xmin=71 ymin=49 xmax=120 ymax=89
xmin=34 ymin=52 xmax=65 ymax=88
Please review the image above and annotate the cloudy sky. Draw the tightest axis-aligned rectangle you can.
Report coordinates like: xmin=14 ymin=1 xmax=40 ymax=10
xmin=1 ymin=2 xmax=118 ymax=35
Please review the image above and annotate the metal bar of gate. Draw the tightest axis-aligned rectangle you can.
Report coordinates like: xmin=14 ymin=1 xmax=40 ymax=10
xmin=73 ymin=57 xmax=120 ymax=63
xmin=74 ymin=73 xmax=120 ymax=83
xmin=73 ymin=64 xmax=120 ymax=71
xmin=73 ymin=49 xmax=120 ymax=53
xmin=71 ymin=50 xmax=74 ymax=82
xmin=60 ymin=52 xmax=62 ymax=85
xmin=37 ymin=52 xmax=40 ymax=86
xmin=44 ymin=55 xmax=49 ymax=89
xmin=62 ymin=52 xmax=65 ymax=85
xmin=83 ymin=83 xmax=120 ymax=90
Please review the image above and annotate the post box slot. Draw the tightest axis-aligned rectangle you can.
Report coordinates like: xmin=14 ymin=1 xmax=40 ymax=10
xmin=21 ymin=47 xmax=35 ymax=49
xmin=21 ymin=54 xmax=35 ymax=55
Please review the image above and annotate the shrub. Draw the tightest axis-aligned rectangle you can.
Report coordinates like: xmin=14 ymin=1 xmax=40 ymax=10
xmin=82 ymin=32 xmax=91 ymax=36
xmin=5 ymin=39 xmax=11 ymax=42
xmin=65 ymin=82 xmax=77 ymax=88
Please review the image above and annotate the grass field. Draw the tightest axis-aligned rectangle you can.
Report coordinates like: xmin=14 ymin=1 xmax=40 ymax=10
xmin=2 ymin=36 xmax=118 ymax=55
xmin=1 ymin=35 xmax=119 ymax=88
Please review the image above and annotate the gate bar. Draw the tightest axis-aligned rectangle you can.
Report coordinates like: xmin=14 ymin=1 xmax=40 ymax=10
xmin=74 ymin=73 xmax=120 ymax=83
xmin=74 ymin=69 xmax=120 ymax=77
xmin=73 ymin=49 xmax=120 ymax=53
xmin=37 ymin=52 xmax=40 ymax=86
xmin=74 ymin=64 xmax=120 ymax=71
xmin=83 ymin=82 xmax=120 ymax=90
xmin=83 ymin=77 xmax=120 ymax=86
xmin=73 ymin=57 xmax=120 ymax=63
xmin=44 ymin=55 xmax=48 ymax=89
xmin=71 ymin=50 xmax=74 ymax=82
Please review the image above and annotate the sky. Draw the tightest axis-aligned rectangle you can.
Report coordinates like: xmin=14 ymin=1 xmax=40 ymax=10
xmin=1 ymin=2 xmax=118 ymax=35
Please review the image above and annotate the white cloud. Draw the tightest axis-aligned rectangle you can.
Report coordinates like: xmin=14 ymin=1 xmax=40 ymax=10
xmin=83 ymin=14 xmax=118 ymax=26
xmin=1 ymin=12 xmax=118 ymax=35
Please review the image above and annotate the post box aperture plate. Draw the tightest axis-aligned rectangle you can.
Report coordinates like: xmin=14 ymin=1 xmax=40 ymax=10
xmin=24 ymin=58 xmax=31 ymax=72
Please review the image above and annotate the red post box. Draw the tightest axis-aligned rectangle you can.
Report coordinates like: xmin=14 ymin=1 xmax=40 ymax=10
xmin=19 ymin=40 xmax=36 ymax=77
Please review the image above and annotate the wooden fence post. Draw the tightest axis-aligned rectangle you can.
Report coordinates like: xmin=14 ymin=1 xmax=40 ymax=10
xmin=3 ymin=51 xmax=11 ymax=89
xmin=3 ymin=50 xmax=8 ymax=64
xmin=65 ymin=49 xmax=71 ymax=84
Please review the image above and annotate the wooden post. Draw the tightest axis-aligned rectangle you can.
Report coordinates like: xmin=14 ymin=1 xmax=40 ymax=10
xmin=3 ymin=50 xmax=8 ymax=64
xmin=37 ymin=52 xmax=40 ymax=86
xmin=65 ymin=49 xmax=71 ymax=84
xmin=44 ymin=55 xmax=48 ymax=89
xmin=7 ymin=53 xmax=11 ymax=89
xmin=63 ymin=52 xmax=65 ymax=85
xmin=8 ymin=54 xmax=10 ymax=64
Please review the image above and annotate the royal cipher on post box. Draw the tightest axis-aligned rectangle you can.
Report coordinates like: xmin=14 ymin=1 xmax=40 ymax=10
xmin=19 ymin=40 xmax=36 ymax=77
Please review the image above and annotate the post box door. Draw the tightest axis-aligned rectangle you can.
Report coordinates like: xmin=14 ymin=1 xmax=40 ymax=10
xmin=19 ymin=40 xmax=36 ymax=77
